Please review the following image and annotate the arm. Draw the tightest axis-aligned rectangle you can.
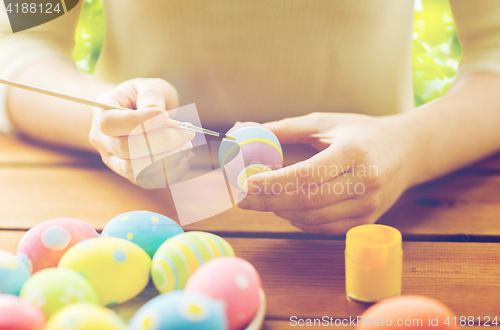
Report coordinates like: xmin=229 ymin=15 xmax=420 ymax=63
xmin=238 ymin=0 xmax=500 ymax=235
xmin=238 ymin=73 xmax=500 ymax=235
xmin=0 ymin=3 xmax=194 ymax=185
xmin=401 ymin=72 xmax=500 ymax=187
xmin=8 ymin=59 xmax=114 ymax=152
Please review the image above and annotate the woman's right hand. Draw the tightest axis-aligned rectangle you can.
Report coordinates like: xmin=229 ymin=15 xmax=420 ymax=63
xmin=89 ymin=78 xmax=196 ymax=188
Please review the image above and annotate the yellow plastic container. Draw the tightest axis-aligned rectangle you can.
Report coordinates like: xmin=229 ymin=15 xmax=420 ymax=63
xmin=345 ymin=224 xmax=402 ymax=303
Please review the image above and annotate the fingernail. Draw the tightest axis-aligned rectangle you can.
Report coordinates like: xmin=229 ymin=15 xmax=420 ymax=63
xmin=154 ymin=113 xmax=169 ymax=125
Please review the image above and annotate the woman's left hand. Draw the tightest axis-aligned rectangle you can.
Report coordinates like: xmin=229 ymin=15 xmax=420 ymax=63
xmin=237 ymin=112 xmax=420 ymax=235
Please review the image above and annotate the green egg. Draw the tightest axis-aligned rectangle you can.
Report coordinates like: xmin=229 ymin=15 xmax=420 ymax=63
xmin=20 ymin=267 xmax=98 ymax=318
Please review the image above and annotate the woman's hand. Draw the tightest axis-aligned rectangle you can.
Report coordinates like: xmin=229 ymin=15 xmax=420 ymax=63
xmin=89 ymin=78 xmax=196 ymax=188
xmin=237 ymin=112 xmax=420 ymax=235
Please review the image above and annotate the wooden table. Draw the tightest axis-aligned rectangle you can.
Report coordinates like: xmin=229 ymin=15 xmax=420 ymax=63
xmin=1 ymin=135 xmax=499 ymax=329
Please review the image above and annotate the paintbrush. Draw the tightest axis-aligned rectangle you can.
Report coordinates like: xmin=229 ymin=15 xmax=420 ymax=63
xmin=0 ymin=78 xmax=236 ymax=140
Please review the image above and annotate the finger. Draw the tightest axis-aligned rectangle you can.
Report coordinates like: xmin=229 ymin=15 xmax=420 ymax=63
xmin=101 ymin=150 xmax=134 ymax=181
xmin=103 ymin=150 xmax=194 ymax=185
xmin=289 ymin=217 xmax=370 ymax=236
xmin=239 ymin=173 xmax=363 ymax=211
xmin=245 ymin=142 xmax=360 ymax=194
xmin=98 ymin=107 xmax=171 ymax=137
xmin=97 ymin=84 xmax=137 ymax=110
xmin=141 ymin=142 xmax=193 ymax=170
xmin=102 ymin=127 xmax=193 ymax=160
xmin=125 ymin=128 xmax=194 ymax=160
xmin=135 ymin=79 xmax=179 ymax=111
xmin=136 ymin=153 xmax=195 ymax=189
xmin=272 ymin=198 xmax=371 ymax=226
xmin=145 ymin=126 xmax=195 ymax=156
xmin=262 ymin=113 xmax=322 ymax=144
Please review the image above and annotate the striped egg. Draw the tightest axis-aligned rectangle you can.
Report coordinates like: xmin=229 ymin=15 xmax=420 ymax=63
xmin=151 ymin=232 xmax=235 ymax=293
xmin=219 ymin=122 xmax=283 ymax=191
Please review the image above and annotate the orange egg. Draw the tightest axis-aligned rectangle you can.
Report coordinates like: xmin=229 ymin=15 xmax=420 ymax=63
xmin=356 ymin=295 xmax=458 ymax=329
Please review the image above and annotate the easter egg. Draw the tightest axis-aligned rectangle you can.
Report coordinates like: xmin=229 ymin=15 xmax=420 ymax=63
xmin=19 ymin=267 xmax=98 ymax=318
xmin=58 ymin=237 xmax=151 ymax=306
xmin=220 ymin=122 xmax=283 ymax=191
xmin=129 ymin=291 xmax=227 ymax=330
xmin=17 ymin=218 xmax=98 ymax=273
xmin=186 ymin=257 xmax=262 ymax=330
xmin=0 ymin=251 xmax=31 ymax=295
xmin=151 ymin=231 xmax=235 ymax=293
xmin=102 ymin=211 xmax=184 ymax=258
xmin=0 ymin=294 xmax=46 ymax=330
xmin=45 ymin=303 xmax=127 ymax=330
xmin=356 ymin=295 xmax=458 ymax=329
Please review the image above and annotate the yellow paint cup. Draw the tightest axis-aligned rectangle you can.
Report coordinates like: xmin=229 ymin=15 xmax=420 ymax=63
xmin=345 ymin=224 xmax=403 ymax=303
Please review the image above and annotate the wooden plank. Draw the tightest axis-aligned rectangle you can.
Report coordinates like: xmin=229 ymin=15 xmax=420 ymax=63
xmin=0 ymin=167 xmax=179 ymax=229
xmin=377 ymin=174 xmax=500 ymax=239
xmin=3 ymin=165 xmax=500 ymax=239
xmin=0 ymin=230 xmax=23 ymax=253
xmin=0 ymin=136 xmax=100 ymax=165
xmin=1 ymin=231 xmax=498 ymax=321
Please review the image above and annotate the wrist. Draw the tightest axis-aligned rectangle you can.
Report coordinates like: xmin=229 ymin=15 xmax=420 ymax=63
xmin=381 ymin=112 xmax=430 ymax=189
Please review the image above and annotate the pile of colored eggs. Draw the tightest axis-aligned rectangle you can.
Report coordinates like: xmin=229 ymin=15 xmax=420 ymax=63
xmin=0 ymin=210 xmax=263 ymax=330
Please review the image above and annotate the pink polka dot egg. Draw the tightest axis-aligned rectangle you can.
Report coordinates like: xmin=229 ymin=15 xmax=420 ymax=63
xmin=17 ymin=218 xmax=98 ymax=273
xmin=185 ymin=256 xmax=264 ymax=330
xmin=0 ymin=294 xmax=46 ymax=330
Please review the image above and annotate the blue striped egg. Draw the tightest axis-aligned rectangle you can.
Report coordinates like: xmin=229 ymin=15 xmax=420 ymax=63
xmin=151 ymin=232 xmax=234 ymax=293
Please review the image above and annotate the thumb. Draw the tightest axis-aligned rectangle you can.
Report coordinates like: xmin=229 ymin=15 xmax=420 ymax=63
xmin=136 ymin=79 xmax=179 ymax=111
xmin=262 ymin=114 xmax=321 ymax=145
xmin=137 ymin=89 xmax=165 ymax=111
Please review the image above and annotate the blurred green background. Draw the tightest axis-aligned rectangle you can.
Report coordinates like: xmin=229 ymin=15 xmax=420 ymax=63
xmin=72 ymin=0 xmax=462 ymax=107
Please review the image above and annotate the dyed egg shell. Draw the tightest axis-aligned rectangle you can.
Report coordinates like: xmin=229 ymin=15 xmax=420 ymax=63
xmin=0 ymin=251 xmax=31 ymax=295
xmin=219 ymin=122 xmax=283 ymax=190
xmin=58 ymin=237 xmax=151 ymax=306
xmin=102 ymin=211 xmax=184 ymax=258
xmin=186 ymin=257 xmax=261 ymax=330
xmin=45 ymin=303 xmax=127 ymax=330
xmin=151 ymin=231 xmax=235 ymax=293
xmin=0 ymin=294 xmax=45 ymax=330
xmin=17 ymin=218 xmax=98 ymax=273
xmin=19 ymin=267 xmax=98 ymax=319
xmin=129 ymin=291 xmax=227 ymax=330
xmin=356 ymin=295 xmax=458 ymax=329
